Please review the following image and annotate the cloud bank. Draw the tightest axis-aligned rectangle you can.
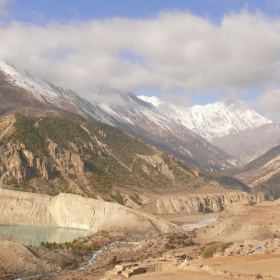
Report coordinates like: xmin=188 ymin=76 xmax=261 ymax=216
xmin=0 ymin=0 xmax=11 ymax=16
xmin=1 ymin=9 xmax=280 ymax=118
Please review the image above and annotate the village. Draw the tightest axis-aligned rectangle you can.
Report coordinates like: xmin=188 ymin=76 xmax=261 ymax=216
xmin=216 ymin=238 xmax=280 ymax=257
xmin=101 ymin=236 xmax=280 ymax=279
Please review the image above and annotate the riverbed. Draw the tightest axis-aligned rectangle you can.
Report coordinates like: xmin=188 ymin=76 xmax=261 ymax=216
xmin=161 ymin=212 xmax=219 ymax=231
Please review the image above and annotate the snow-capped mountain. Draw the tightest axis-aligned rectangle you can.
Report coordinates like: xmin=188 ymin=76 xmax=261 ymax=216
xmin=0 ymin=60 xmax=237 ymax=170
xmin=92 ymin=88 xmax=241 ymax=170
xmin=138 ymin=96 xmax=272 ymax=141
xmin=0 ymin=60 xmax=113 ymax=123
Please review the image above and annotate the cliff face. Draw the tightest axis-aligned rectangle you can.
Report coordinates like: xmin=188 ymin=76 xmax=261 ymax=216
xmin=138 ymin=192 xmax=261 ymax=215
xmin=0 ymin=188 xmax=182 ymax=237
xmin=0 ymin=114 xmax=249 ymax=200
xmin=0 ymin=141 xmax=59 ymax=183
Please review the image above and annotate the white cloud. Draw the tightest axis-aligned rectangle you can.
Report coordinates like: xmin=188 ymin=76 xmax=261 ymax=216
xmin=0 ymin=0 xmax=10 ymax=5
xmin=258 ymin=89 xmax=280 ymax=120
xmin=1 ymin=9 xmax=280 ymax=116
xmin=0 ymin=0 xmax=11 ymax=16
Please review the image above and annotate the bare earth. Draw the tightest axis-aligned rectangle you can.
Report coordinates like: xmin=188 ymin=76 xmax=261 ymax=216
xmin=161 ymin=212 xmax=219 ymax=224
xmin=132 ymin=270 xmax=231 ymax=280
xmin=0 ymin=236 xmax=60 ymax=279
xmin=195 ymin=200 xmax=280 ymax=244
xmin=181 ymin=254 xmax=280 ymax=279
xmin=133 ymin=254 xmax=280 ymax=280
xmin=3 ymin=200 xmax=280 ymax=279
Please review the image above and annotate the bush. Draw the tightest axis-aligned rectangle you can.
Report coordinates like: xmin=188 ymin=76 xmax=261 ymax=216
xmin=129 ymin=193 xmax=142 ymax=205
xmin=112 ymin=255 xmax=120 ymax=265
xmin=201 ymin=243 xmax=227 ymax=258
xmin=110 ymin=191 xmax=125 ymax=205
xmin=165 ymin=243 xmax=175 ymax=250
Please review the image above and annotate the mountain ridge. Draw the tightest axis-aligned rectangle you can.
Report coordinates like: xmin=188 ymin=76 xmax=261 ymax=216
xmin=0 ymin=113 xmax=251 ymax=217
xmin=0 ymin=60 xmax=238 ymax=171
xmin=138 ymin=95 xmax=272 ymax=141
xmin=212 ymin=123 xmax=280 ymax=163
xmin=230 ymin=145 xmax=280 ymax=200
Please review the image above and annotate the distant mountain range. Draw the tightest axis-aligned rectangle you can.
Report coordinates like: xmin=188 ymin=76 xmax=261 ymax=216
xmin=229 ymin=145 xmax=280 ymax=200
xmin=2 ymin=59 xmax=279 ymax=203
xmin=138 ymin=95 xmax=272 ymax=141
xmin=0 ymin=60 xmax=241 ymax=171
xmin=0 ymin=60 xmax=275 ymax=170
xmin=212 ymin=123 xmax=280 ymax=163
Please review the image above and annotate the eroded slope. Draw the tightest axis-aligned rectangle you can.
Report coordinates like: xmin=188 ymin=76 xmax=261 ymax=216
xmin=0 ymin=114 xmax=248 ymax=205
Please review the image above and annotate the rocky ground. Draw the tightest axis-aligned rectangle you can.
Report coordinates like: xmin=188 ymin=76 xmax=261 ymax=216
xmin=195 ymin=200 xmax=280 ymax=243
xmin=0 ymin=213 xmax=210 ymax=280
xmin=2 ymin=199 xmax=280 ymax=279
xmin=98 ymin=199 xmax=280 ymax=280
xmin=0 ymin=236 xmax=60 ymax=279
xmin=131 ymin=254 xmax=280 ymax=280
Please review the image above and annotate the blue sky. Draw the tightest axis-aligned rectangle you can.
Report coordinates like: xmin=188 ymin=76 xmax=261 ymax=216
xmin=6 ymin=0 xmax=280 ymax=23
xmin=1 ymin=0 xmax=280 ymax=118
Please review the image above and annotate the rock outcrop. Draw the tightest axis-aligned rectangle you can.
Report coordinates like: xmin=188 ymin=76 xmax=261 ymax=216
xmin=0 ymin=236 xmax=60 ymax=279
xmin=0 ymin=140 xmax=86 ymax=184
xmin=0 ymin=114 xmax=250 ymax=200
xmin=139 ymin=192 xmax=259 ymax=215
xmin=0 ymin=188 xmax=182 ymax=237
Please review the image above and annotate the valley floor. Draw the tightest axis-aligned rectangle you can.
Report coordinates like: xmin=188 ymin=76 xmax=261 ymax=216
xmin=132 ymin=254 xmax=280 ymax=280
xmin=3 ymin=200 xmax=280 ymax=279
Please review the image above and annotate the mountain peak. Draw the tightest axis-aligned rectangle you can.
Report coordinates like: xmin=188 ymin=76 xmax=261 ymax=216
xmin=137 ymin=95 xmax=162 ymax=108
xmin=138 ymin=95 xmax=272 ymax=141
xmin=0 ymin=61 xmax=241 ymax=170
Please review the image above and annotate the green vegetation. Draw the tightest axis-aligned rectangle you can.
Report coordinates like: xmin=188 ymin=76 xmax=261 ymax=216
xmin=112 ymin=255 xmax=121 ymax=265
xmin=10 ymin=114 xmax=90 ymax=158
xmin=129 ymin=193 xmax=142 ymax=205
xmin=6 ymin=176 xmax=18 ymax=185
xmin=38 ymin=116 xmax=90 ymax=149
xmin=201 ymin=243 xmax=228 ymax=258
xmin=165 ymin=234 xmax=195 ymax=250
xmin=6 ymin=114 xmax=175 ymax=195
xmin=12 ymin=113 xmax=47 ymax=158
xmin=201 ymin=170 xmax=250 ymax=192
xmin=41 ymin=239 xmax=100 ymax=251
xmin=1 ymin=113 xmax=250 ymax=198
xmin=164 ymin=243 xmax=176 ymax=250
xmin=110 ymin=191 xmax=125 ymax=205
xmin=86 ymin=122 xmax=154 ymax=166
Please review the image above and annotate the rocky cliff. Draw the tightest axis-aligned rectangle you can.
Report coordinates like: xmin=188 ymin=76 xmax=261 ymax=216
xmin=138 ymin=192 xmax=260 ymax=215
xmin=0 ymin=60 xmax=238 ymax=171
xmin=0 ymin=114 xmax=249 ymax=201
xmin=0 ymin=188 xmax=182 ymax=237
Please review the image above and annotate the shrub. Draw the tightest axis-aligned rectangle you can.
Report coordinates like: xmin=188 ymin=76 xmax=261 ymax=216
xmin=165 ymin=243 xmax=175 ymax=250
xmin=110 ymin=191 xmax=125 ymax=205
xmin=201 ymin=243 xmax=228 ymax=258
xmin=112 ymin=255 xmax=120 ymax=265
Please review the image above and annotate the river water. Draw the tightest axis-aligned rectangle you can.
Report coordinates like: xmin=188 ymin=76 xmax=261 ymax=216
xmin=0 ymin=225 xmax=93 ymax=246
xmin=14 ymin=250 xmax=101 ymax=280
xmin=181 ymin=217 xmax=217 ymax=231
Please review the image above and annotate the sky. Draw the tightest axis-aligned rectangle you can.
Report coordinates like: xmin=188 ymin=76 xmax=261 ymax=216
xmin=1 ymin=0 xmax=280 ymax=119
